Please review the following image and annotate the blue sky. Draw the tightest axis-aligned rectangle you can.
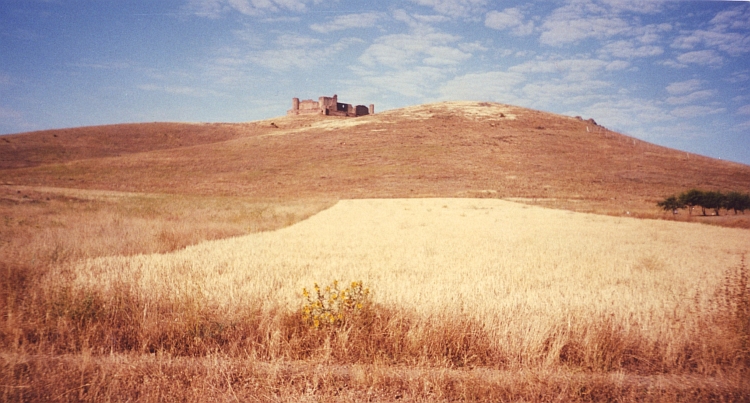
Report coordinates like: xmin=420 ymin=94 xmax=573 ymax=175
xmin=2 ymin=0 xmax=750 ymax=165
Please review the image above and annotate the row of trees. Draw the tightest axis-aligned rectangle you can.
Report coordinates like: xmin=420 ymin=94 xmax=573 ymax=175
xmin=658 ymin=189 xmax=750 ymax=216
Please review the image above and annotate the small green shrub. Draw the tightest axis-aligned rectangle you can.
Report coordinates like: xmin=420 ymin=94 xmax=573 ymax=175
xmin=301 ymin=280 xmax=370 ymax=329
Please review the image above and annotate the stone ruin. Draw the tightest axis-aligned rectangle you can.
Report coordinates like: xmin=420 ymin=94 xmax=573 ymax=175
xmin=287 ymin=94 xmax=374 ymax=117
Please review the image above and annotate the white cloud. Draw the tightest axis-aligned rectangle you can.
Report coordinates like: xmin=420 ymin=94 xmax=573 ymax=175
xmin=310 ymin=12 xmax=383 ymax=33
xmin=412 ymin=14 xmax=451 ymax=24
xmin=738 ymin=104 xmax=750 ymax=115
xmin=671 ymin=7 xmax=750 ymax=57
xmin=599 ymin=0 xmax=666 ymax=14
xmin=424 ymin=46 xmax=472 ymax=65
xmin=186 ymin=0 xmax=312 ymax=17
xmin=275 ymin=33 xmax=321 ymax=48
xmin=599 ymin=40 xmax=663 ymax=58
xmin=521 ymin=79 xmax=612 ymax=106
xmin=354 ymin=65 xmax=449 ymax=98
xmin=605 ymin=60 xmax=630 ymax=71
xmin=509 ymin=57 xmax=625 ymax=81
xmin=485 ymin=8 xmax=534 ymax=36
xmin=185 ymin=0 xmax=224 ymax=18
xmin=250 ymin=37 xmax=362 ymax=70
xmin=359 ymin=30 xmax=469 ymax=68
xmin=672 ymin=29 xmax=750 ymax=57
xmin=676 ymin=49 xmax=724 ymax=67
xmin=737 ymin=119 xmax=750 ymax=131
xmin=666 ymin=90 xmax=716 ymax=105
xmin=408 ymin=0 xmax=487 ymax=18
xmin=271 ymin=0 xmax=306 ymax=13
xmin=659 ymin=59 xmax=687 ymax=69
xmin=728 ymin=70 xmax=750 ymax=83
xmin=579 ymin=98 xmax=674 ymax=134
xmin=670 ymin=105 xmax=726 ymax=118
xmin=710 ymin=7 xmax=750 ymax=30
xmin=458 ymin=41 xmax=488 ymax=53
xmin=437 ymin=71 xmax=526 ymax=101
xmin=539 ymin=1 xmax=632 ymax=46
xmin=666 ymin=79 xmax=703 ymax=95
xmin=137 ymin=84 xmax=224 ymax=97
xmin=538 ymin=1 xmax=674 ymax=49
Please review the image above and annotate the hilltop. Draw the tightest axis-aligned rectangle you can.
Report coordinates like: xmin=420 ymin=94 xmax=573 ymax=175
xmin=2 ymin=101 xmax=749 ymax=218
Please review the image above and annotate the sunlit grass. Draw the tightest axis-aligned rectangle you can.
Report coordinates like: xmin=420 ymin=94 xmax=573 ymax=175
xmin=2 ymin=195 xmax=749 ymax=401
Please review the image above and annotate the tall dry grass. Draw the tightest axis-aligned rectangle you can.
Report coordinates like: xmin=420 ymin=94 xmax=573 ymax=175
xmin=0 ymin=186 xmax=332 ymax=352
xmin=2 ymin=195 xmax=749 ymax=401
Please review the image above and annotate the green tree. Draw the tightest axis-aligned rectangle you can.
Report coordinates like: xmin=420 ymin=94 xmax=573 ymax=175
xmin=701 ymin=190 xmax=725 ymax=216
xmin=678 ymin=189 xmax=704 ymax=216
xmin=724 ymin=191 xmax=750 ymax=215
xmin=657 ymin=195 xmax=684 ymax=214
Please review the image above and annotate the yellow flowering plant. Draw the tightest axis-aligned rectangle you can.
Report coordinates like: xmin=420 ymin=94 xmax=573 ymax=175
xmin=301 ymin=280 xmax=370 ymax=329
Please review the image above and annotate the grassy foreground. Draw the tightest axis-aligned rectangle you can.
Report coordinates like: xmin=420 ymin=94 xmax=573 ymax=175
xmin=2 ymin=193 xmax=749 ymax=402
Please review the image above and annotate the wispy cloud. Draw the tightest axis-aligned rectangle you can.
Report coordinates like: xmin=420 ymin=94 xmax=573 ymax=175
xmin=408 ymin=0 xmax=487 ymax=18
xmin=672 ymin=29 xmax=750 ymax=57
xmin=249 ymin=36 xmax=363 ymax=70
xmin=437 ymin=71 xmax=526 ymax=102
xmin=521 ymin=79 xmax=613 ymax=106
xmin=485 ymin=8 xmax=534 ymax=36
xmin=310 ymin=12 xmax=384 ymax=33
xmin=664 ymin=80 xmax=723 ymax=121
xmin=352 ymin=65 xmax=449 ymax=98
xmin=666 ymin=79 xmax=703 ymax=95
xmin=666 ymin=90 xmax=716 ymax=105
xmin=670 ymin=105 xmax=725 ymax=118
xmin=710 ymin=7 xmax=750 ymax=31
xmin=509 ymin=57 xmax=627 ymax=81
xmin=539 ymin=1 xmax=632 ymax=46
xmin=599 ymin=0 xmax=666 ymax=14
xmin=138 ymin=84 xmax=225 ymax=97
xmin=359 ymin=29 xmax=470 ymax=68
xmin=599 ymin=40 xmax=663 ymax=59
xmin=677 ymin=49 xmax=724 ymax=67
xmin=68 ymin=61 xmax=133 ymax=70
xmin=186 ymin=0 xmax=312 ymax=17
xmin=575 ymin=97 xmax=675 ymax=138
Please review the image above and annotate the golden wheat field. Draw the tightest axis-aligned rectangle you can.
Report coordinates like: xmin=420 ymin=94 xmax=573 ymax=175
xmin=4 ymin=196 xmax=750 ymax=401
xmin=67 ymin=198 xmax=748 ymax=362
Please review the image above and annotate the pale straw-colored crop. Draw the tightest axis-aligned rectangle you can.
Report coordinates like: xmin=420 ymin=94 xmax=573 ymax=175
xmin=63 ymin=198 xmax=749 ymax=367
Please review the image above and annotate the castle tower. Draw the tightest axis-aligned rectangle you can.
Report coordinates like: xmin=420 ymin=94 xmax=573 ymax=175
xmin=292 ymin=98 xmax=299 ymax=113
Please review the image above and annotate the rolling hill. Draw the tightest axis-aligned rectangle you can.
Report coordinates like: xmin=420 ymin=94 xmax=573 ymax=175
xmin=2 ymin=101 xmax=749 ymax=216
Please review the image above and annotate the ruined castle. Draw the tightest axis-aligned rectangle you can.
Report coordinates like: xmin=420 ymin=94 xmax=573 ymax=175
xmin=287 ymin=94 xmax=374 ymax=117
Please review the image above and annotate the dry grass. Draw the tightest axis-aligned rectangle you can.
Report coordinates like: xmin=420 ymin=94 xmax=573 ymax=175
xmin=3 ymin=102 xmax=749 ymax=219
xmin=2 ymin=101 xmax=750 ymax=401
xmin=0 ymin=185 xmax=333 ymax=261
xmin=3 ymin=354 xmax=747 ymax=402
xmin=3 ymin=198 xmax=748 ymax=401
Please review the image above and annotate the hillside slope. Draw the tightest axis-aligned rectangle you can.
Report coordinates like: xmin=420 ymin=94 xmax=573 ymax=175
xmin=2 ymin=101 xmax=749 ymax=215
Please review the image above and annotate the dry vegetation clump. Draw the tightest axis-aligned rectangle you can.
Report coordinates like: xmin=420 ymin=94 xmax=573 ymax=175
xmin=3 ymin=198 xmax=749 ymax=401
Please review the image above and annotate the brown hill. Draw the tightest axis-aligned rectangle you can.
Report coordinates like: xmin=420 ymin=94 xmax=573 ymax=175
xmin=2 ymin=101 xmax=749 ymax=217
